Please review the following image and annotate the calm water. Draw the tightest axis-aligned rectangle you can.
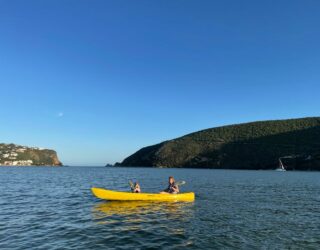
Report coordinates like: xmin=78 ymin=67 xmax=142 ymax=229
xmin=0 ymin=167 xmax=320 ymax=249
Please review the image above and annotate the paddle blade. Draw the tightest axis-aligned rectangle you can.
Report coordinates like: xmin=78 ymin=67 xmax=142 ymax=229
xmin=175 ymin=181 xmax=186 ymax=186
xmin=129 ymin=180 xmax=134 ymax=190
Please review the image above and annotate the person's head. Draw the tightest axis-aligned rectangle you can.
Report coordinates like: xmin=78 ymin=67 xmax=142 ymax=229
xmin=168 ymin=176 xmax=175 ymax=184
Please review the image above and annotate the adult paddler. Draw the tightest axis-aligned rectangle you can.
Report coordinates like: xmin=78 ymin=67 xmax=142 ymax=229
xmin=160 ymin=176 xmax=179 ymax=194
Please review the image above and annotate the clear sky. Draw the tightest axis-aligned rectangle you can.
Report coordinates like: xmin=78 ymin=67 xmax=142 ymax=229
xmin=0 ymin=0 xmax=319 ymax=165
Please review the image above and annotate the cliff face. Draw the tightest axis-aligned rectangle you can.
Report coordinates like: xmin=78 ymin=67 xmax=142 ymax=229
xmin=117 ymin=117 xmax=320 ymax=170
xmin=0 ymin=144 xmax=62 ymax=166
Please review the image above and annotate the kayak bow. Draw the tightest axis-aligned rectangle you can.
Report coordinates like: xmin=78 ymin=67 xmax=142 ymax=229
xmin=91 ymin=187 xmax=195 ymax=202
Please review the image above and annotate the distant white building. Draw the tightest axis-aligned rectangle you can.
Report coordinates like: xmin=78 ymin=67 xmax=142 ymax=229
xmin=4 ymin=160 xmax=33 ymax=166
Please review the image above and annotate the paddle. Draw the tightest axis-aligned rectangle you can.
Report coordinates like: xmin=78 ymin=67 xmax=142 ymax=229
xmin=175 ymin=181 xmax=186 ymax=187
xmin=129 ymin=180 xmax=186 ymax=191
xmin=129 ymin=180 xmax=135 ymax=191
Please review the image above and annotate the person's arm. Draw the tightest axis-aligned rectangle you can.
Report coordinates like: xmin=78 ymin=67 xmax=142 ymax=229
xmin=172 ymin=185 xmax=179 ymax=193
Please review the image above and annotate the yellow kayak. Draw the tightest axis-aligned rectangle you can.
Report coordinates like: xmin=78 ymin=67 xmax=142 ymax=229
xmin=91 ymin=187 xmax=195 ymax=202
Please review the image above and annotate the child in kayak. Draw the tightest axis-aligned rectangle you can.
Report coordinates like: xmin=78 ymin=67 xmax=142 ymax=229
xmin=132 ymin=182 xmax=141 ymax=193
xmin=160 ymin=176 xmax=179 ymax=194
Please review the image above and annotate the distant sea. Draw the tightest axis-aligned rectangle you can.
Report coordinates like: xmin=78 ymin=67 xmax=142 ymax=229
xmin=1 ymin=167 xmax=319 ymax=249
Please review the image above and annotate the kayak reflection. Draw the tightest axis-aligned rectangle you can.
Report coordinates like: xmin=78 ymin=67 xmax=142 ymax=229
xmin=92 ymin=201 xmax=195 ymax=239
xmin=93 ymin=201 xmax=194 ymax=219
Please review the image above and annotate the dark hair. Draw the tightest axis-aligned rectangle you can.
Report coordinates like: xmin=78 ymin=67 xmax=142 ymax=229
xmin=169 ymin=176 xmax=175 ymax=182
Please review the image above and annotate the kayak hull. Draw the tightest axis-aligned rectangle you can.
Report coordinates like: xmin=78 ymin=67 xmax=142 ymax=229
xmin=91 ymin=187 xmax=195 ymax=202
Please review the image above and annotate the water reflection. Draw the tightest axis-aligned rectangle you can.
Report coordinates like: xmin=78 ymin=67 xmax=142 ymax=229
xmin=91 ymin=201 xmax=195 ymax=248
xmin=92 ymin=201 xmax=195 ymax=230
xmin=93 ymin=201 xmax=194 ymax=217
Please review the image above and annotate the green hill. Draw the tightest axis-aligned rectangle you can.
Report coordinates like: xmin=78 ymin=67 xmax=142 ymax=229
xmin=0 ymin=143 xmax=62 ymax=166
xmin=116 ymin=117 xmax=320 ymax=170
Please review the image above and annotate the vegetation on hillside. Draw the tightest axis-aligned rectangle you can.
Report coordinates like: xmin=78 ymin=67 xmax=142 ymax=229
xmin=117 ymin=117 xmax=320 ymax=170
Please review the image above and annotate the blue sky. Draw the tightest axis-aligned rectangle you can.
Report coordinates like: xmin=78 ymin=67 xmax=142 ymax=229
xmin=0 ymin=0 xmax=319 ymax=165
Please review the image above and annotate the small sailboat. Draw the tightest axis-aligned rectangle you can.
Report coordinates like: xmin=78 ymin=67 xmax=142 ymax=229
xmin=276 ymin=158 xmax=286 ymax=171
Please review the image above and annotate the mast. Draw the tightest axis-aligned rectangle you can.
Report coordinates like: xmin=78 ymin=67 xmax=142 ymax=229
xmin=279 ymin=158 xmax=285 ymax=170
